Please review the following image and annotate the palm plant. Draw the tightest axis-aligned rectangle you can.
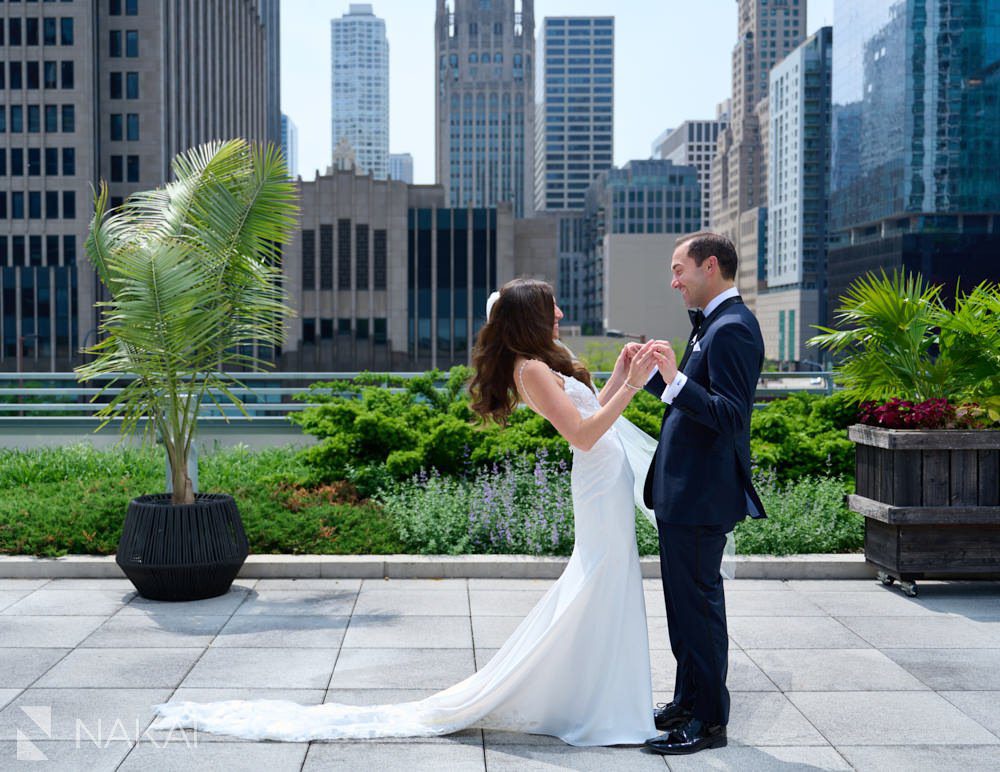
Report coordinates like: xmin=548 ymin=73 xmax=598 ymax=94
xmin=76 ymin=139 xmax=298 ymax=504
xmin=809 ymin=270 xmax=1000 ymax=412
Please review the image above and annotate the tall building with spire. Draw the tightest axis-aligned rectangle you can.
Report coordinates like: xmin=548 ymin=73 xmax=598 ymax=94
xmin=331 ymin=4 xmax=389 ymax=179
xmin=435 ymin=0 xmax=535 ymax=217
xmin=710 ymin=0 xmax=806 ymax=312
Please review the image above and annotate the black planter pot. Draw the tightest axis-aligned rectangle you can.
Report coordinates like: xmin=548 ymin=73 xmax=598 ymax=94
xmin=116 ymin=493 xmax=249 ymax=601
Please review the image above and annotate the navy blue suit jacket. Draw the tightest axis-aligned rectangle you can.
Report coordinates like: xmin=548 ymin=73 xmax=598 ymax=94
xmin=643 ymin=298 xmax=767 ymax=528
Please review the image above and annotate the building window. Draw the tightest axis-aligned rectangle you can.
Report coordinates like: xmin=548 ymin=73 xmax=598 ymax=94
xmin=126 ymin=0 xmax=138 ymax=15
xmin=29 ymin=191 xmax=42 ymax=219
xmin=373 ymin=318 xmax=387 ymax=344
xmin=110 ymin=72 xmax=123 ymax=98
xmin=61 ymin=104 xmax=74 ymax=131
xmin=355 ymin=224 xmax=368 ymax=290
xmin=61 ymin=17 xmax=73 ymax=45
xmin=110 ymin=0 xmax=123 ymax=15
xmin=0 ymin=107 xmax=4 ymax=133
xmin=126 ymin=72 xmax=138 ymax=98
xmin=45 ymin=147 xmax=58 ymax=176
xmin=62 ymin=191 xmax=75 ymax=219
xmin=337 ymin=219 xmax=351 ymax=289
xmin=0 ymin=150 xmax=5 ymax=176
xmin=12 ymin=192 xmax=24 ymax=219
xmin=319 ymin=224 xmax=333 ymax=289
xmin=9 ymin=18 xmax=22 ymax=46
xmin=62 ymin=147 xmax=75 ymax=175
xmin=27 ymin=105 xmax=40 ymax=132
xmin=110 ymin=30 xmax=122 ymax=57
xmin=11 ymin=148 xmax=23 ymax=175
xmin=46 ymin=190 xmax=59 ymax=218
xmin=301 ymin=229 xmax=315 ymax=288
xmin=44 ymin=61 xmax=57 ymax=89
xmin=302 ymin=318 xmax=316 ymax=344
xmin=126 ymin=113 xmax=139 ymax=140
xmin=11 ymin=106 xmax=23 ymax=133
xmin=10 ymin=62 xmax=22 ymax=89
xmin=356 ymin=319 xmax=369 ymax=340
xmin=110 ymin=155 xmax=123 ymax=182
xmin=125 ymin=30 xmax=138 ymax=57
xmin=46 ymin=235 xmax=59 ymax=262
xmin=60 ymin=61 xmax=73 ymax=89
xmin=25 ymin=17 xmax=38 ymax=46
xmin=373 ymin=229 xmax=387 ymax=289
xmin=27 ymin=148 xmax=40 ymax=175
xmin=110 ymin=113 xmax=123 ymax=140
xmin=27 ymin=61 xmax=39 ymax=89
xmin=126 ymin=154 xmax=139 ymax=182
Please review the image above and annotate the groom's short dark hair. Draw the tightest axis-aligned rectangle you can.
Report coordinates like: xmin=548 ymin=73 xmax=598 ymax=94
xmin=676 ymin=232 xmax=738 ymax=280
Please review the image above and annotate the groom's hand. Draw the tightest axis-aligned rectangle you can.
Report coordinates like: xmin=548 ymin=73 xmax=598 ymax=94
xmin=615 ymin=342 xmax=643 ymax=373
xmin=652 ymin=341 xmax=678 ymax=384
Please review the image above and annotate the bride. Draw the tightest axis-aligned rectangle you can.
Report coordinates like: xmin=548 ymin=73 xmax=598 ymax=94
xmin=153 ymin=278 xmax=663 ymax=746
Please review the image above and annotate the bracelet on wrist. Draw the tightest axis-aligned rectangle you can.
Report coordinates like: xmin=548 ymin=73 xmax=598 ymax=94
xmin=623 ymin=380 xmax=642 ymax=391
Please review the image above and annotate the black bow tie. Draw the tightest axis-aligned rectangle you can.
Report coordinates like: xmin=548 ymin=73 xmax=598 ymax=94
xmin=688 ymin=308 xmax=705 ymax=332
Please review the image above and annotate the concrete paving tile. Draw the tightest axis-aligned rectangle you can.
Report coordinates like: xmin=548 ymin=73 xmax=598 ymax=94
xmin=651 ymin=650 xmax=778 ymax=693
xmin=0 ymin=616 xmax=108 ymax=647
xmin=724 ymin=692 xmax=829 ymax=746
xmin=305 ymin=742 xmax=485 ymax=770
xmin=785 ymin=579 xmax=884 ymax=593
xmin=253 ymin=578 xmax=361 ymax=591
xmin=745 ymin=648 xmax=930 ymax=692
xmin=883 ymin=649 xmax=1000 ymax=690
xmin=476 ymin=647 xmax=499 ymax=669
xmin=914 ymin=595 xmax=1000 ymax=619
xmin=213 ymin=615 xmax=349 ymax=648
xmin=0 ymin=589 xmax=32 ymax=612
xmin=483 ymin=729 xmax=566 ymax=746
xmin=0 ymin=690 xmax=21 ymax=711
xmin=181 ymin=647 xmax=338 ymax=689
xmin=2 ymin=589 xmax=134 ymax=617
xmin=46 ymin=579 xmax=136 ymax=590
xmin=806 ymin=591 xmax=938 ymax=617
xmin=839 ymin=744 xmax=1000 ymax=772
xmin=0 ymin=647 xmax=70 ymax=687
xmin=469 ymin=589 xmax=546 ymax=617
xmin=330 ymin=647 xmax=476 ymax=689
xmin=0 ymin=579 xmax=50 ymax=590
xmin=725 ymin=591 xmax=826 ymax=617
xmin=728 ymin=616 xmax=870 ymax=650
xmin=144 ymin=688 xmax=326 ymax=743
xmin=941 ymin=691 xmax=1000 ymax=738
xmin=838 ymin=615 xmax=1000 ymax=648
xmin=645 ymin=579 xmax=794 ymax=592
xmin=471 ymin=615 xmax=523 ymax=649
xmin=469 ymin=579 xmax=556 ymax=590
xmin=80 ymin=614 xmax=229 ymax=648
xmin=33 ymin=647 xmax=203 ymax=689
xmin=232 ymin=589 xmax=356 ymax=617
xmin=119 ymin=741 xmax=308 ymax=771
xmin=343 ymin=615 xmax=472 ymax=649
xmin=0 ymin=687 xmax=172 ymax=740
xmin=119 ymin=588 xmax=250 ymax=617
xmin=362 ymin=578 xmax=468 ymax=591
xmin=354 ymin=588 xmax=469 ymax=616
xmin=788 ymin=691 xmax=1000 ymax=745
xmin=644 ymin=590 xmax=667 ymax=617
xmin=0 ymin=740 xmax=132 ymax=770
xmin=663 ymin=745 xmax=852 ymax=771
xmin=486 ymin=744 xmax=665 ymax=770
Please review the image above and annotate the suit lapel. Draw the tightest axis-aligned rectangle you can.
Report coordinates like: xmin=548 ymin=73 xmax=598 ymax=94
xmin=678 ymin=295 xmax=743 ymax=372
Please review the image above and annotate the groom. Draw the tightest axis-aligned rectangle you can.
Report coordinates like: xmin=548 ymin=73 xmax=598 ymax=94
xmin=633 ymin=231 xmax=766 ymax=755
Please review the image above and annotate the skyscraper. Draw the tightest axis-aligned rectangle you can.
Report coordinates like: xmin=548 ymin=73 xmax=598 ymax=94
xmin=435 ymin=0 xmax=535 ymax=218
xmin=331 ymin=4 xmax=389 ymax=179
xmin=826 ymin=0 xmax=1000 ymax=320
xmin=281 ymin=114 xmax=299 ymax=178
xmin=534 ymin=16 xmax=614 ymax=213
xmin=761 ymin=26 xmax=833 ymax=364
xmin=389 ymin=152 xmax=414 ymax=184
xmin=0 ymin=0 xmax=279 ymax=372
xmin=710 ymin=0 xmax=807 ymax=312
xmin=652 ymin=103 xmax=730 ymax=229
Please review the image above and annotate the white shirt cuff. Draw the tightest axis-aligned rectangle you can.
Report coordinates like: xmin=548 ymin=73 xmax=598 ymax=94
xmin=660 ymin=371 xmax=688 ymax=404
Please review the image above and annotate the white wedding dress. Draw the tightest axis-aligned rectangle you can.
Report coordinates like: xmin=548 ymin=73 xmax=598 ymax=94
xmin=152 ymin=369 xmax=657 ymax=745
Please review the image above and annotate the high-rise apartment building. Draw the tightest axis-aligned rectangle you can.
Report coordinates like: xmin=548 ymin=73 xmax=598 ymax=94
xmin=827 ymin=0 xmax=1000 ymax=322
xmin=652 ymin=106 xmax=729 ymax=229
xmin=580 ymin=160 xmax=703 ymax=333
xmin=331 ymin=4 xmax=389 ymax=179
xmin=760 ymin=26 xmax=832 ymax=364
xmin=281 ymin=114 xmax=299 ymax=178
xmin=0 ymin=0 xmax=279 ymax=372
xmin=710 ymin=0 xmax=807 ymax=312
xmin=435 ymin=0 xmax=535 ymax=218
xmin=389 ymin=152 xmax=414 ymax=184
xmin=533 ymin=16 xmax=614 ymax=213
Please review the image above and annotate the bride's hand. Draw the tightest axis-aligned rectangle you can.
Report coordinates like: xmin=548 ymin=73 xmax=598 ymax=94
xmin=614 ymin=342 xmax=643 ymax=375
xmin=625 ymin=341 xmax=659 ymax=390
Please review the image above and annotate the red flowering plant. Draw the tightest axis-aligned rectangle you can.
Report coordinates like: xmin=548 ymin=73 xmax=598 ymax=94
xmin=809 ymin=271 xmax=1000 ymax=429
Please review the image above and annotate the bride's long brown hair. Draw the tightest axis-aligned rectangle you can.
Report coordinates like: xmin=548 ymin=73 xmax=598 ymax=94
xmin=469 ymin=278 xmax=592 ymax=425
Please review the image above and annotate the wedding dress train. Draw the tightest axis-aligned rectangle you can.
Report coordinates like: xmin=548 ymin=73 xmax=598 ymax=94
xmin=152 ymin=372 xmax=657 ymax=745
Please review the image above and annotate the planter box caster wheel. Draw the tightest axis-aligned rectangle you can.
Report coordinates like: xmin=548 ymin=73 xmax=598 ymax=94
xmin=877 ymin=571 xmax=895 ymax=587
xmin=899 ymin=580 xmax=918 ymax=598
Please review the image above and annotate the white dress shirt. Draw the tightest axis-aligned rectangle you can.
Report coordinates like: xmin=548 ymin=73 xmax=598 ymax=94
xmin=656 ymin=286 xmax=741 ymax=404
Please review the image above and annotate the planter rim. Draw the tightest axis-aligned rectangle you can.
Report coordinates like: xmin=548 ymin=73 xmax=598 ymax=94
xmin=130 ymin=492 xmax=235 ymax=507
xmin=849 ymin=423 xmax=1000 ymax=450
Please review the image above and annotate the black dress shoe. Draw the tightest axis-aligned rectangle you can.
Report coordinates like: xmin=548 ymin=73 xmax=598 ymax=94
xmin=653 ymin=701 xmax=692 ymax=731
xmin=644 ymin=717 xmax=727 ymax=755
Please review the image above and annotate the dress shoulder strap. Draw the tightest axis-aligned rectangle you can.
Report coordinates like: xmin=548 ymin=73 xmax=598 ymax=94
xmin=517 ymin=360 xmax=538 ymax=411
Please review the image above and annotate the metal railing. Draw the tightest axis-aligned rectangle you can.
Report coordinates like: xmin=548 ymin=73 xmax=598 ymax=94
xmin=0 ymin=370 xmax=836 ymax=419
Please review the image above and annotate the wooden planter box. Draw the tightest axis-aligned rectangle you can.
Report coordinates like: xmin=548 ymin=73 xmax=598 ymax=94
xmin=848 ymin=424 xmax=1000 ymax=593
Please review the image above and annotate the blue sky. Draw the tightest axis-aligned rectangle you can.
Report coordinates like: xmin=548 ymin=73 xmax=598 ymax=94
xmin=281 ymin=0 xmax=835 ymax=182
